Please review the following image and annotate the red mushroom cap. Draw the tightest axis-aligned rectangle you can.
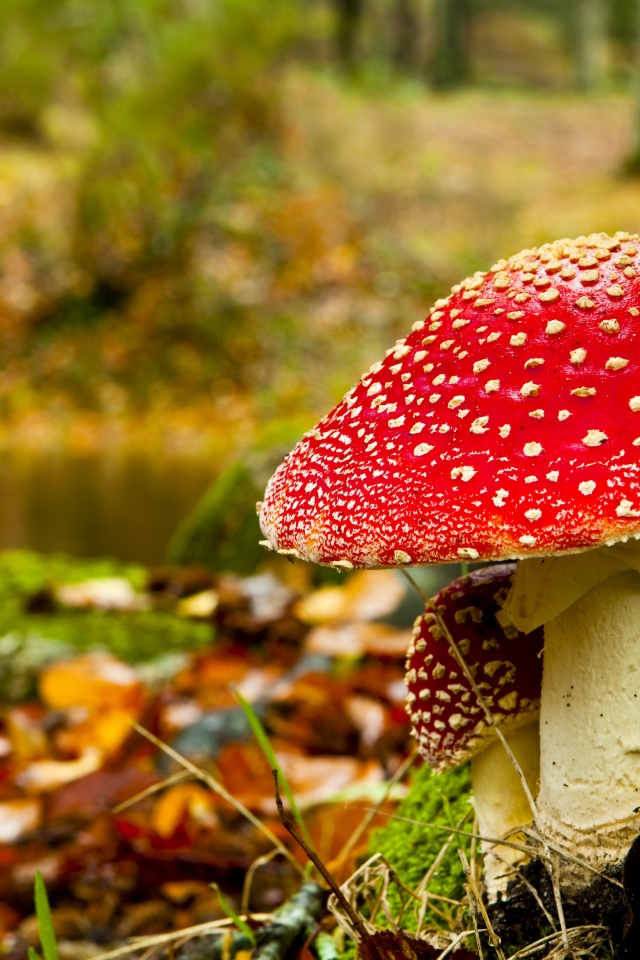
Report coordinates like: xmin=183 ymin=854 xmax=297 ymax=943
xmin=260 ymin=231 xmax=640 ymax=568
xmin=405 ymin=564 xmax=543 ymax=772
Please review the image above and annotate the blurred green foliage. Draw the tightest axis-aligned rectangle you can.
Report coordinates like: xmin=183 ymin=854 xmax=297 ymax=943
xmin=0 ymin=0 xmax=639 ymax=442
xmin=0 ymin=0 xmax=311 ymax=415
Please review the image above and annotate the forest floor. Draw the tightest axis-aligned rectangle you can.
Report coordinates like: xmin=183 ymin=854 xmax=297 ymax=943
xmin=0 ymin=550 xmax=477 ymax=958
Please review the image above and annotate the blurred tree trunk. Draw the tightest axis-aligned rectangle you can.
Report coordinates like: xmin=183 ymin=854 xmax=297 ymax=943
xmin=573 ymin=0 xmax=606 ymax=91
xmin=332 ymin=0 xmax=365 ymax=72
xmin=429 ymin=0 xmax=471 ymax=90
xmin=392 ymin=0 xmax=420 ymax=75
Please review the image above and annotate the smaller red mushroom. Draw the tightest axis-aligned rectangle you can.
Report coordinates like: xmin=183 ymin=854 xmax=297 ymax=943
xmin=405 ymin=564 xmax=544 ymax=894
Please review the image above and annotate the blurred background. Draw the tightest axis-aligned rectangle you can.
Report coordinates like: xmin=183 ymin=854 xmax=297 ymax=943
xmin=2 ymin=0 xmax=640 ymax=566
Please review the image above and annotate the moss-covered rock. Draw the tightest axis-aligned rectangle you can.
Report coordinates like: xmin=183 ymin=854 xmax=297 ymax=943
xmin=168 ymin=462 xmax=265 ymax=575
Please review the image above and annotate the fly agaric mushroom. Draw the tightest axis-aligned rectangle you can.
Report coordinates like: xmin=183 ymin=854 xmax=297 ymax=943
xmin=405 ymin=563 xmax=543 ymax=894
xmin=259 ymin=230 xmax=640 ymax=888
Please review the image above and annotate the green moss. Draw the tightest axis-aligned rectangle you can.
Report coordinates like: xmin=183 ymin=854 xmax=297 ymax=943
xmin=370 ymin=761 xmax=473 ymax=929
xmin=0 ymin=549 xmax=211 ymax=700
xmin=0 ymin=549 xmax=147 ymax=598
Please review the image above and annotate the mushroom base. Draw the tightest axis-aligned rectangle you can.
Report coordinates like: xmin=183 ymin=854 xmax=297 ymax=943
xmin=537 ymin=569 xmax=640 ymax=891
xmin=536 ymin=810 xmax=640 ymax=895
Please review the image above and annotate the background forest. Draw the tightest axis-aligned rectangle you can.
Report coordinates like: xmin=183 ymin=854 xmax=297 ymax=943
xmin=2 ymin=0 xmax=640 ymax=479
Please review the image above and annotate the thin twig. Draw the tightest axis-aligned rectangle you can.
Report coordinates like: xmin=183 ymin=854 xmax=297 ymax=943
xmin=510 ymin=865 xmax=557 ymax=930
xmin=273 ymin=770 xmax=386 ymax=960
xmin=465 ymin=882 xmax=484 ymax=960
xmin=86 ymin=915 xmax=274 ymax=960
xmin=506 ymin=924 xmax=609 ymax=959
xmin=241 ymin=848 xmax=281 ymax=915
xmin=111 ymin=769 xmax=192 ymax=814
xmin=519 ymin=827 xmax=624 ymax=890
xmin=410 ymin=809 xmax=473 ymax=934
xmin=365 ymin=809 xmax=542 ymax=859
xmin=435 ymin=930 xmax=478 ymax=960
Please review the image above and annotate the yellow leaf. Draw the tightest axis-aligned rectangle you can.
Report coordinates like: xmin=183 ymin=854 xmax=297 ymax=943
xmin=152 ymin=784 xmax=218 ymax=838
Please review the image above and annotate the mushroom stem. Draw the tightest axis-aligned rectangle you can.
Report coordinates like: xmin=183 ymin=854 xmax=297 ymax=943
xmin=471 ymin=721 xmax=540 ymax=898
xmin=536 ymin=569 xmax=640 ymax=885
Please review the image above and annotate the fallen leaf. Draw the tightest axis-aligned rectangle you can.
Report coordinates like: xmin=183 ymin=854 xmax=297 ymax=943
xmin=54 ymin=577 xmax=149 ymax=611
xmin=304 ymin=623 xmax=412 ymax=659
xmin=176 ymin=589 xmax=219 ymax=618
xmin=54 ymin=706 xmax=139 ymax=759
xmin=295 ymin=570 xmax=404 ymax=625
xmin=273 ymin=752 xmax=383 ymax=809
xmin=39 ymin=652 xmax=145 ymax=712
xmin=47 ymin=766 xmax=159 ymax=820
xmin=0 ymin=798 xmax=42 ymax=843
xmin=152 ymin=783 xmax=219 ymax=838
xmin=344 ymin=695 xmax=387 ymax=748
xmin=5 ymin=707 xmax=49 ymax=761
xmin=16 ymin=749 xmax=103 ymax=792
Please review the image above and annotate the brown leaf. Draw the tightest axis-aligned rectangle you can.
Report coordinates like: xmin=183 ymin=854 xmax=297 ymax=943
xmin=47 ymin=766 xmax=158 ymax=821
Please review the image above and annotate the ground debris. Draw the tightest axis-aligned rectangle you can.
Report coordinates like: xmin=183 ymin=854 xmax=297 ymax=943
xmin=0 ymin=561 xmax=413 ymax=952
xmin=176 ymin=883 xmax=325 ymax=960
xmin=488 ymin=857 xmax=626 ymax=956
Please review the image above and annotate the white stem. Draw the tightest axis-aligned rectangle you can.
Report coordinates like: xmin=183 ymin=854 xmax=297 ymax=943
xmin=471 ymin=721 xmax=540 ymax=898
xmin=538 ymin=569 xmax=640 ymax=880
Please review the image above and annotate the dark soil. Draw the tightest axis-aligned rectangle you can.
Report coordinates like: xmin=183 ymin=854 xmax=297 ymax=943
xmin=488 ymin=856 xmax=630 ymax=956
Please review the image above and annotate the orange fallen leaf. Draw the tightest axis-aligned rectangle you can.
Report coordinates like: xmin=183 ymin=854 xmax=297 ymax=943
xmin=54 ymin=707 xmax=138 ymax=760
xmin=294 ymin=570 xmax=404 ymax=625
xmin=5 ymin=707 xmax=49 ymax=761
xmin=39 ymin=652 xmax=145 ymax=713
xmin=151 ymin=783 xmax=218 ymax=838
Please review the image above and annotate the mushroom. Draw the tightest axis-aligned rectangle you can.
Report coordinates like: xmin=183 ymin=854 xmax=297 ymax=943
xmin=405 ymin=563 xmax=543 ymax=895
xmin=259 ymin=230 xmax=640 ymax=889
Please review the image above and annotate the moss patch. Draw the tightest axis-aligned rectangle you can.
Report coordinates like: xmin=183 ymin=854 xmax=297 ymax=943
xmin=0 ymin=549 xmax=211 ymax=700
xmin=371 ymin=761 xmax=472 ymax=929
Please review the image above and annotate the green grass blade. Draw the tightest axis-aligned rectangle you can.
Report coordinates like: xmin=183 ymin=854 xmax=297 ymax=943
xmin=27 ymin=948 xmax=41 ymax=960
xmin=34 ymin=871 xmax=58 ymax=960
xmin=210 ymin=883 xmax=256 ymax=943
xmin=234 ymin=688 xmax=314 ymax=850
